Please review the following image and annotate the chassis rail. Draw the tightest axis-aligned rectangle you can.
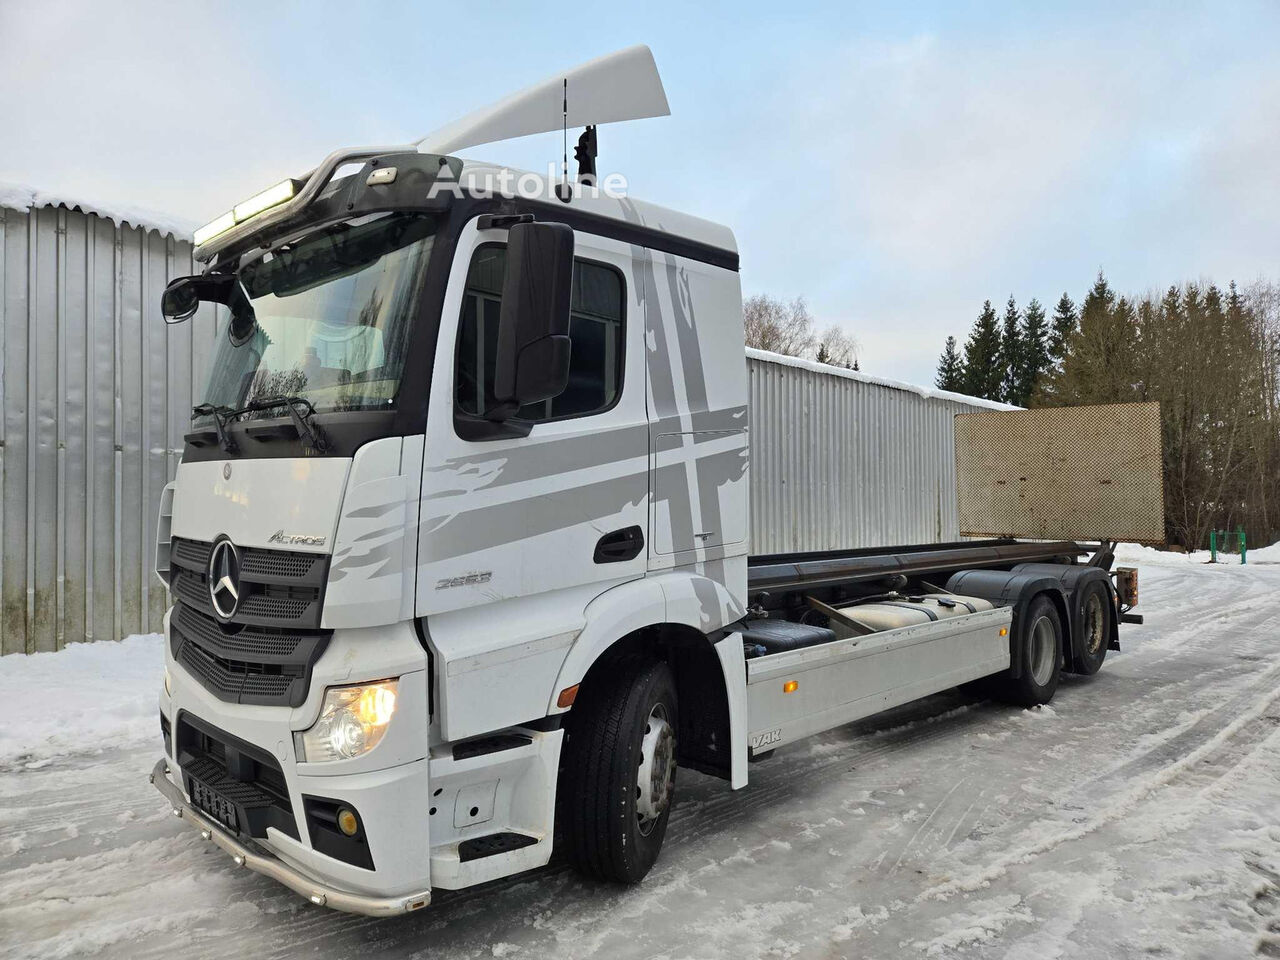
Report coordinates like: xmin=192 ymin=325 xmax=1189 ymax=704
xmin=747 ymin=538 xmax=1091 ymax=594
xmin=149 ymin=759 xmax=431 ymax=917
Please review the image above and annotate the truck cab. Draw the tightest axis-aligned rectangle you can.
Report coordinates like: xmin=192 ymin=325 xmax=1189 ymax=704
xmin=154 ymin=89 xmax=756 ymax=910
xmin=151 ymin=46 xmax=1135 ymax=915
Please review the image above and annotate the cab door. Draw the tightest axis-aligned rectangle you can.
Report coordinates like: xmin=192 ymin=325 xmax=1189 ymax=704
xmin=416 ymin=221 xmax=650 ymax=618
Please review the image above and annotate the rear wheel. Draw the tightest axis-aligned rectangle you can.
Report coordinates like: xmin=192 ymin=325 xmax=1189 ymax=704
xmin=559 ymin=658 xmax=678 ymax=883
xmin=996 ymin=595 xmax=1062 ymax=706
xmin=1069 ymin=580 xmax=1111 ymax=675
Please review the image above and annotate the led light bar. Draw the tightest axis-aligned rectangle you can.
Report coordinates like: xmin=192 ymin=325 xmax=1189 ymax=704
xmin=192 ymin=178 xmax=299 ymax=248
xmin=192 ymin=210 xmax=236 ymax=247
xmin=233 ymin=179 xmax=296 ymax=222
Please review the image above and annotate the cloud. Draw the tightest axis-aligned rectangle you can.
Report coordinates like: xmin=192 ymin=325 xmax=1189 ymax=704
xmin=3 ymin=2 xmax=1277 ymax=386
xmin=733 ymin=12 xmax=1280 ymax=381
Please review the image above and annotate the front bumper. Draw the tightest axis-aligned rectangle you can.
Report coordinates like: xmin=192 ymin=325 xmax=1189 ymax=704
xmin=149 ymin=758 xmax=431 ymax=917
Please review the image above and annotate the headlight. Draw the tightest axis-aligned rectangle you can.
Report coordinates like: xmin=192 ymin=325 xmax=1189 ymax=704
xmin=299 ymin=680 xmax=398 ymax=763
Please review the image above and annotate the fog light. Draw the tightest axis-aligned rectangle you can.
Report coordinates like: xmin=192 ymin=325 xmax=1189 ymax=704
xmin=336 ymin=807 xmax=359 ymax=837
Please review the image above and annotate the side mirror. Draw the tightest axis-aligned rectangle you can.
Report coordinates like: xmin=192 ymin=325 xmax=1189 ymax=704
xmin=161 ymin=277 xmax=201 ymax=322
xmin=160 ymin=274 xmax=257 ymax=345
xmin=489 ymin=222 xmax=574 ymax=420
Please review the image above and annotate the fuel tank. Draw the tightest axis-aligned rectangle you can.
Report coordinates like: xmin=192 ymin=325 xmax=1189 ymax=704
xmin=838 ymin=594 xmax=995 ymax=631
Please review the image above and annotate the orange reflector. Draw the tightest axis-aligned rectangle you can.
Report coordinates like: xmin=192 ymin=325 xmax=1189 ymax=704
xmin=557 ymin=684 xmax=580 ymax=708
xmin=783 ymin=680 xmax=799 ymax=694
xmin=999 ymin=627 xmax=1008 ymax=636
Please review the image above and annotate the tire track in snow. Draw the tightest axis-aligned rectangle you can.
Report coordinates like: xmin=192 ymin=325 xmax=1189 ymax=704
xmin=918 ymin=659 xmax=1280 ymax=901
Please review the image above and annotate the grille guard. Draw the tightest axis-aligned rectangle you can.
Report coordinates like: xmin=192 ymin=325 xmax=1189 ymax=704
xmin=150 ymin=759 xmax=431 ymax=917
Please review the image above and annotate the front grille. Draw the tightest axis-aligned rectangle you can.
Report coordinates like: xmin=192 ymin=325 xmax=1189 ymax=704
xmin=240 ymin=547 xmax=322 ymax=579
xmin=239 ymin=593 xmax=312 ymax=621
xmin=176 ymin=712 xmax=297 ymax=840
xmin=172 ymin=538 xmax=212 ymax=572
xmin=168 ymin=535 xmax=329 ymax=629
xmin=171 ymin=602 xmax=330 ymax=708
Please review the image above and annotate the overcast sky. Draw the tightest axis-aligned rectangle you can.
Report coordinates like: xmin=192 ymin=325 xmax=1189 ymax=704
xmin=3 ymin=0 xmax=1277 ymax=384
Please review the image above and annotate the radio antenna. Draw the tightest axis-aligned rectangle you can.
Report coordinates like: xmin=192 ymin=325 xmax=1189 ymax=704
xmin=557 ymin=78 xmax=571 ymax=203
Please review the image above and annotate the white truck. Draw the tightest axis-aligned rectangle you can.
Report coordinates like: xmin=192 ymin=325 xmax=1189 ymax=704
xmin=150 ymin=46 xmax=1144 ymax=915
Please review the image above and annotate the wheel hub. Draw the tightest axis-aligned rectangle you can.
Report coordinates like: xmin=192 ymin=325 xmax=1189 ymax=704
xmin=1029 ymin=615 xmax=1057 ymax=686
xmin=636 ymin=704 xmax=676 ymax=836
xmin=1083 ymin=593 xmax=1105 ymax=655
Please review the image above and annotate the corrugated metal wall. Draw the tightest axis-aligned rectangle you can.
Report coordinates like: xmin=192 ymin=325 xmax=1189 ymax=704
xmin=749 ymin=350 xmax=1010 ymax=555
xmin=1 ymin=200 xmax=216 ymax=654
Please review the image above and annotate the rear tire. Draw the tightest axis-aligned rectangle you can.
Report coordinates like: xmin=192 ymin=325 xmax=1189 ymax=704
xmin=1068 ymin=580 xmax=1111 ymax=676
xmin=996 ymin=595 xmax=1062 ymax=707
xmin=559 ymin=658 xmax=678 ymax=883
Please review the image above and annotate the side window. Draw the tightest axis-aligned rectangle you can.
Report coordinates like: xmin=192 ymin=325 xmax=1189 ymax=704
xmin=455 ymin=244 xmax=625 ymax=423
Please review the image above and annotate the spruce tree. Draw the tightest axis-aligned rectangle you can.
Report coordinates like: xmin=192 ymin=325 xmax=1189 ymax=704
xmin=1049 ymin=292 xmax=1078 ymax=363
xmin=999 ymin=296 xmax=1023 ymax=403
xmin=935 ymin=336 xmax=965 ymax=391
xmin=1057 ymin=272 xmax=1139 ymax=404
xmin=961 ymin=300 xmax=1003 ymax=400
xmin=1014 ymin=297 xmax=1050 ymax=406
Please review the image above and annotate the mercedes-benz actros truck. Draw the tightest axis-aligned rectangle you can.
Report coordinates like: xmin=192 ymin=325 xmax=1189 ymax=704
xmin=150 ymin=45 xmax=1146 ymax=915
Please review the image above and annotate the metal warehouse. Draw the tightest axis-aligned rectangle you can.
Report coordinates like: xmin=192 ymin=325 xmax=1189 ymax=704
xmin=0 ymin=186 xmax=216 ymax=655
xmin=0 ymin=186 xmax=1004 ymax=653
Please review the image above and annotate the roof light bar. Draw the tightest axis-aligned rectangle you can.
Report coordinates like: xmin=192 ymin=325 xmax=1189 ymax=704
xmin=192 ymin=211 xmax=236 ymax=247
xmin=193 ymin=179 xmax=299 ymax=248
xmin=233 ymin=179 xmax=297 ymax=223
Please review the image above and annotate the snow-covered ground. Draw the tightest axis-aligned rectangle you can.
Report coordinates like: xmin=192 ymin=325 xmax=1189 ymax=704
xmin=3 ymin=558 xmax=1280 ymax=959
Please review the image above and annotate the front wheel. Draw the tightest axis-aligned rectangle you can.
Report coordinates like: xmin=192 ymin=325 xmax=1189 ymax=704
xmin=559 ymin=658 xmax=679 ymax=883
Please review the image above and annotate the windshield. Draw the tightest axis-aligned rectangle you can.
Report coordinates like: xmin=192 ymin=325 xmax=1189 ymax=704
xmin=198 ymin=213 xmax=436 ymax=417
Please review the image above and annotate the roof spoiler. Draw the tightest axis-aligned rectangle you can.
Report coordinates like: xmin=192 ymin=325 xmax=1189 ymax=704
xmin=415 ymin=44 xmax=669 ymax=156
xmin=194 ymin=45 xmax=669 ymax=262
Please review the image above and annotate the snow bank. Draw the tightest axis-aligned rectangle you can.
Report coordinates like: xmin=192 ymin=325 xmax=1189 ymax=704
xmin=1114 ymin=540 xmax=1280 ymax=567
xmin=0 ymin=634 xmax=163 ymax=766
xmin=0 ymin=181 xmax=196 ymax=242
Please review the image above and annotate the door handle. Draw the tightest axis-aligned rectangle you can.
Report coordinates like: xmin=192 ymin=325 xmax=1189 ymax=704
xmin=594 ymin=525 xmax=645 ymax=564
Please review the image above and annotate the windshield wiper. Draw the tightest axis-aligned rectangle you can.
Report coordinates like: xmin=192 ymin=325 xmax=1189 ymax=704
xmin=191 ymin=403 xmax=240 ymax=454
xmin=241 ymin=395 xmax=329 ymax=454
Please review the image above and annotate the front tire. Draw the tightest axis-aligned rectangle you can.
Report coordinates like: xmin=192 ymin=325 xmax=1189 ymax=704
xmin=559 ymin=658 xmax=679 ymax=883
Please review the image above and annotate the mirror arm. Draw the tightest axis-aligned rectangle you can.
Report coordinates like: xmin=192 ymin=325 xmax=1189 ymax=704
xmin=454 ymin=411 xmax=532 ymax=441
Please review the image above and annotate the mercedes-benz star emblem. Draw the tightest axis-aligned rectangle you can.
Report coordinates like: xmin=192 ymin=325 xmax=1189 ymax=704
xmin=223 ymin=463 xmax=232 ymax=480
xmin=208 ymin=538 xmax=242 ymax=619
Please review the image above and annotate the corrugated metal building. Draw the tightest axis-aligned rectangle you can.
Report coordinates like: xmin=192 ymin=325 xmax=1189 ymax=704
xmin=0 ymin=186 xmax=215 ymax=655
xmin=0 ymin=185 xmax=1008 ymax=654
xmin=748 ymin=349 xmax=1013 ymax=555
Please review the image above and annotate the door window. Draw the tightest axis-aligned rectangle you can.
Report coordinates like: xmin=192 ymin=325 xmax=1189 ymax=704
xmin=455 ymin=244 xmax=625 ymax=423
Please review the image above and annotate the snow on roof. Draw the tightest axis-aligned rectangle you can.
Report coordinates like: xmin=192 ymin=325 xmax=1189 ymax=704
xmin=746 ymin=347 xmax=1019 ymax=411
xmin=0 ymin=181 xmax=196 ymax=242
